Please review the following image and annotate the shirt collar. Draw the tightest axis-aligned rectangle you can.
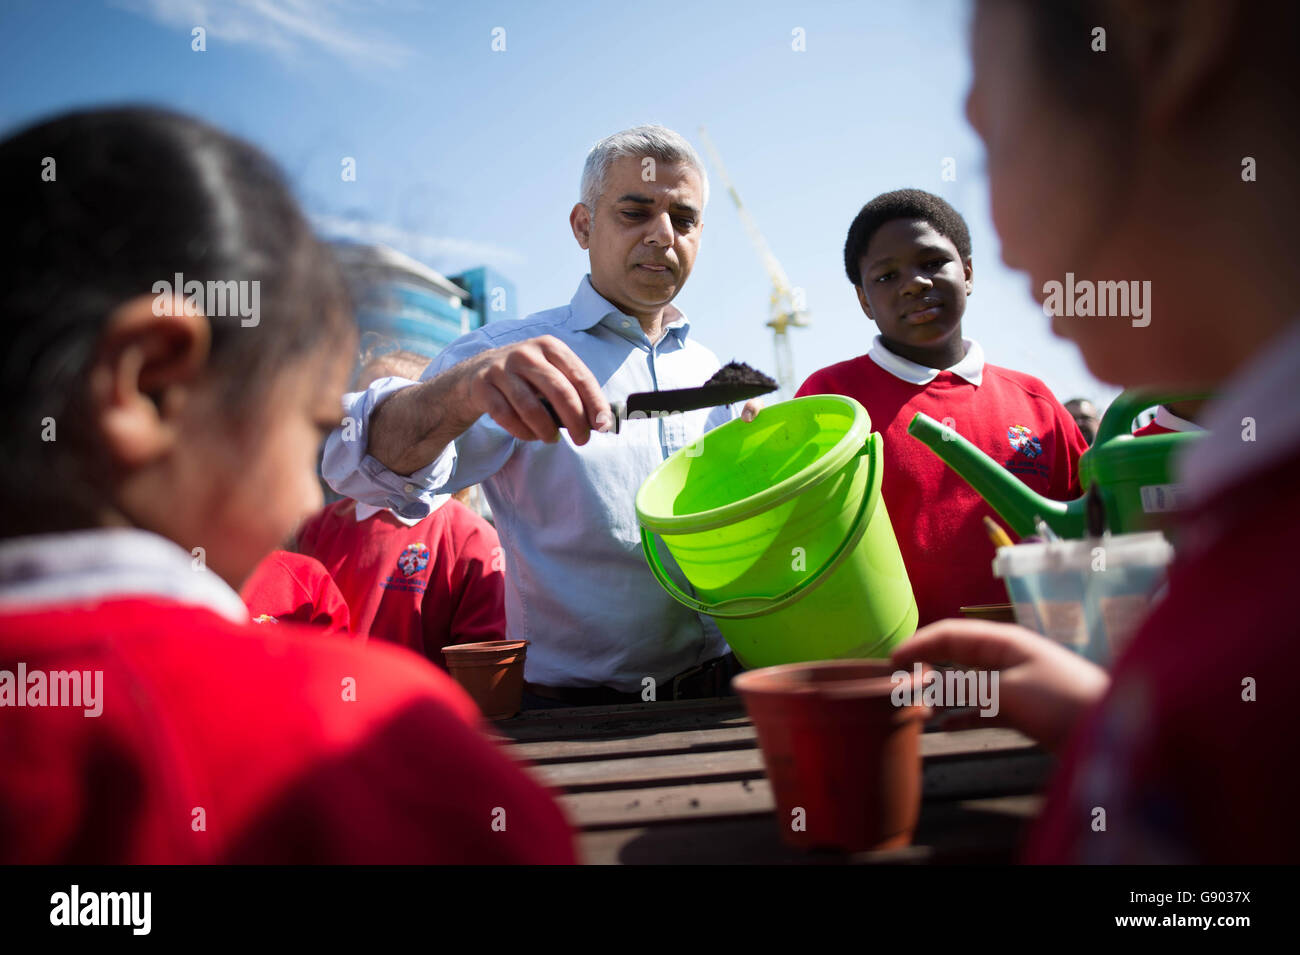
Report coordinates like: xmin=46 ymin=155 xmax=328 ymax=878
xmin=567 ymin=274 xmax=691 ymax=345
xmin=868 ymin=335 xmax=984 ymax=386
xmin=1179 ymin=319 xmax=1300 ymax=505
xmin=356 ymin=497 xmax=446 ymax=525
xmin=1153 ymin=405 xmax=1205 ymax=433
xmin=0 ymin=527 xmax=249 ymax=623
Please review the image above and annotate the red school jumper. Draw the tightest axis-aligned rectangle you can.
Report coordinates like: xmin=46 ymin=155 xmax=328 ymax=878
xmin=295 ymin=498 xmax=506 ymax=663
xmin=797 ymin=339 xmax=1088 ymax=626
xmin=0 ymin=596 xmax=574 ymax=863
xmin=239 ymin=550 xmax=353 ymax=634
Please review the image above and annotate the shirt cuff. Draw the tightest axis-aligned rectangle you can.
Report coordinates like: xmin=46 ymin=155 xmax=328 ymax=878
xmin=322 ymin=376 xmax=459 ymax=521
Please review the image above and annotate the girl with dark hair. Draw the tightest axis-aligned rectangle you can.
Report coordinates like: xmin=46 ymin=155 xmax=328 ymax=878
xmin=0 ymin=107 xmax=573 ymax=863
xmin=894 ymin=0 xmax=1300 ymax=863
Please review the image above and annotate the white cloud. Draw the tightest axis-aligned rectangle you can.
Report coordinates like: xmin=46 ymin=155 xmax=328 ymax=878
xmin=115 ymin=0 xmax=411 ymax=68
xmin=312 ymin=214 xmax=526 ymax=269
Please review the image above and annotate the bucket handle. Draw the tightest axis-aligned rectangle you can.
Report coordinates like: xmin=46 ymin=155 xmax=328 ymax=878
xmin=639 ymin=433 xmax=880 ymax=620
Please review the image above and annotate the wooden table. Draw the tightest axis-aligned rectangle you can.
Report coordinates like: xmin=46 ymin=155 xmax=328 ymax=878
xmin=497 ymin=697 xmax=1053 ymax=864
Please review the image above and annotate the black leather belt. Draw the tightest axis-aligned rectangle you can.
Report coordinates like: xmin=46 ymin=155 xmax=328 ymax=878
xmin=525 ymin=653 xmax=742 ymax=706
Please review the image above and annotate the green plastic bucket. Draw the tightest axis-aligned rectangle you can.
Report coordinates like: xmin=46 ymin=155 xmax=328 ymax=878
xmin=635 ymin=395 xmax=918 ymax=669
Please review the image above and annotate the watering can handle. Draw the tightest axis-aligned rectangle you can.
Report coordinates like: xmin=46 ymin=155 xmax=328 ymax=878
xmin=1093 ymin=390 xmax=1214 ymax=446
xmin=639 ymin=433 xmax=880 ymax=620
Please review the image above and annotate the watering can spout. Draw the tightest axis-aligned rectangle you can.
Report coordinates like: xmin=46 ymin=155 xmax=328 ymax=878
xmin=906 ymin=413 xmax=1085 ymax=539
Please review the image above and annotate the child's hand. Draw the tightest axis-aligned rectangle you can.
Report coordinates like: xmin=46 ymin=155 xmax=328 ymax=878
xmin=890 ymin=619 xmax=1110 ymax=753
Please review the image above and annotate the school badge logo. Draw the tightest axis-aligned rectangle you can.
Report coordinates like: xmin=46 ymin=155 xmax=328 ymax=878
xmin=1008 ymin=425 xmax=1043 ymax=459
xmin=397 ymin=542 xmax=431 ymax=577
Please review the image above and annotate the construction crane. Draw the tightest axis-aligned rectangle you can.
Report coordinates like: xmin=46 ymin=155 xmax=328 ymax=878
xmin=697 ymin=126 xmax=810 ymax=398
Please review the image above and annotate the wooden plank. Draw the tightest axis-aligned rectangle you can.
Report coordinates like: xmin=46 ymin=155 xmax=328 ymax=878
xmin=578 ymin=815 xmax=828 ymax=865
xmin=522 ymin=728 xmax=1039 ymax=791
xmin=922 ymin=751 xmax=1054 ymax=800
xmin=496 ymin=698 xmax=749 ymax=742
xmin=577 ymin=794 xmax=1044 ymax=864
xmin=852 ymin=794 xmax=1044 ymax=864
xmin=553 ymin=751 xmax=1052 ymax=829
xmin=541 ymin=746 xmax=763 ymax=790
xmin=560 ymin=776 xmax=773 ymax=829
xmin=509 ymin=721 xmax=1031 ymax=765
xmin=499 ymin=698 xmax=1021 ymax=745
xmin=509 ymin=725 xmax=758 ymax=763
xmin=919 ymin=727 xmax=1036 ymax=756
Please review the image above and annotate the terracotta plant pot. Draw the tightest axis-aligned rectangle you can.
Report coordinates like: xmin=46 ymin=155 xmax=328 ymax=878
xmin=441 ymin=640 xmax=529 ymax=720
xmin=959 ymin=603 xmax=1017 ymax=624
xmin=733 ymin=659 xmax=929 ymax=853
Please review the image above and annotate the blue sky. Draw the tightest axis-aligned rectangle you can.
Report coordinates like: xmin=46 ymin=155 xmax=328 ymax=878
xmin=0 ymin=0 xmax=1118 ymax=409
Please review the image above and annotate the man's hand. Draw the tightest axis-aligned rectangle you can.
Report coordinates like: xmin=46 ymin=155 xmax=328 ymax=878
xmin=740 ymin=399 xmax=762 ymax=422
xmin=368 ymin=335 xmax=611 ymax=477
xmin=460 ymin=335 xmax=611 ymax=444
xmin=890 ymin=619 xmax=1110 ymax=753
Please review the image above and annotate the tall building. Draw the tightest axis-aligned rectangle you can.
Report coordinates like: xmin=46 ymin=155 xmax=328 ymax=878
xmin=450 ymin=266 xmax=518 ymax=326
xmin=324 ymin=241 xmax=513 ymax=520
xmin=329 ymin=241 xmax=516 ymax=358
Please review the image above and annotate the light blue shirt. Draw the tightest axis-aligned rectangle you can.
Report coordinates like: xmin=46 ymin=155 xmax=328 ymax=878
xmin=323 ymin=275 xmax=739 ymax=691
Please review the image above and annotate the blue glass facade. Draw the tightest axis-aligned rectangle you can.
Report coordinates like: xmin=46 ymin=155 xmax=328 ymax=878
xmin=331 ymin=241 xmax=516 ymax=359
xmin=451 ymin=266 xmax=518 ymax=325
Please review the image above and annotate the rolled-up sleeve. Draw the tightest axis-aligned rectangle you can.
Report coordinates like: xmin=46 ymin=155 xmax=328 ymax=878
xmin=321 ymin=331 xmax=520 ymax=521
xmin=321 ymin=376 xmax=459 ymax=520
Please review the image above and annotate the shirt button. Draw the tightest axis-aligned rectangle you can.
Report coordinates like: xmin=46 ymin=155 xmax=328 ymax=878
xmin=403 ymin=482 xmax=417 ymax=494
xmin=622 ymin=320 xmax=631 ymax=328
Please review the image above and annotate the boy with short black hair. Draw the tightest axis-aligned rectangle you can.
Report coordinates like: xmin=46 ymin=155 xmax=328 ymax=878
xmin=797 ymin=188 xmax=1088 ymax=626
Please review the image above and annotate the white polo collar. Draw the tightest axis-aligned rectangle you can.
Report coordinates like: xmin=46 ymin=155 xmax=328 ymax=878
xmin=355 ymin=496 xmax=448 ymax=526
xmin=1180 ymin=319 xmax=1300 ymax=506
xmin=867 ymin=335 xmax=984 ymax=386
xmin=1153 ymin=405 xmax=1205 ymax=434
xmin=0 ymin=527 xmax=249 ymax=623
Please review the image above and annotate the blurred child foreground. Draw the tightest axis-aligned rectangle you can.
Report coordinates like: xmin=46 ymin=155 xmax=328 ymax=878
xmin=0 ymin=107 xmax=573 ymax=863
xmin=893 ymin=0 xmax=1300 ymax=863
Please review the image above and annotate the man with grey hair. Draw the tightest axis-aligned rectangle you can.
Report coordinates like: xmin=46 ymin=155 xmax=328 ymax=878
xmin=324 ymin=125 xmax=760 ymax=707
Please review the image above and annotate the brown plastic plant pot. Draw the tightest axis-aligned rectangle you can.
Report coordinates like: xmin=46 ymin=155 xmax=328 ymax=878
xmin=440 ymin=640 xmax=529 ymax=720
xmin=733 ymin=659 xmax=930 ymax=854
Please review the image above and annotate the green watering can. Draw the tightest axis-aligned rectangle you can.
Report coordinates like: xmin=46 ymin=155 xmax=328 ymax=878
xmin=906 ymin=391 xmax=1209 ymax=540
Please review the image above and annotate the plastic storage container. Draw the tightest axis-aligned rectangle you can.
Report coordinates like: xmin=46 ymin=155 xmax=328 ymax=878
xmin=992 ymin=532 xmax=1174 ymax=665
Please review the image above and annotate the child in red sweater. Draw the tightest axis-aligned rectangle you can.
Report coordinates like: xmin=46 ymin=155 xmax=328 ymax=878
xmin=295 ymin=349 xmax=507 ymax=661
xmin=892 ymin=0 xmax=1300 ymax=863
xmin=797 ymin=189 xmax=1088 ymax=625
xmin=239 ymin=550 xmax=353 ymax=634
xmin=296 ymin=497 xmax=506 ymax=661
xmin=0 ymin=108 xmax=573 ymax=864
